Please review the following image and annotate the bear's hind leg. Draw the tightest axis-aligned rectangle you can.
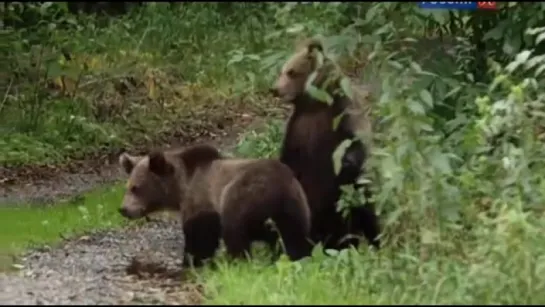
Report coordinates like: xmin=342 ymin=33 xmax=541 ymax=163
xmin=320 ymin=212 xmax=359 ymax=251
xmin=355 ymin=185 xmax=380 ymax=249
xmin=273 ymin=199 xmax=313 ymax=261
xmin=249 ymin=222 xmax=281 ymax=262
xmin=222 ymin=224 xmax=253 ymax=260
xmin=275 ymin=220 xmax=312 ymax=261
xmin=352 ymin=205 xmax=380 ymax=249
xmin=351 ymin=184 xmax=381 ymax=249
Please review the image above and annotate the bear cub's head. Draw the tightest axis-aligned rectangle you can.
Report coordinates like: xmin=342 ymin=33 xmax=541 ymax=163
xmin=118 ymin=151 xmax=181 ymax=219
xmin=271 ymin=38 xmax=329 ymax=103
xmin=270 ymin=38 xmax=350 ymax=103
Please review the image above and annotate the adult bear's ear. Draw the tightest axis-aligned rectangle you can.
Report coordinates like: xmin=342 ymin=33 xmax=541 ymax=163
xmin=119 ymin=153 xmax=141 ymax=174
xmin=148 ymin=151 xmax=174 ymax=176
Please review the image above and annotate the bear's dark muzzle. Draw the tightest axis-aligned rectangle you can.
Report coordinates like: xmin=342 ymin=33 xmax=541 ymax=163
xmin=118 ymin=207 xmax=142 ymax=219
xmin=269 ymin=88 xmax=279 ymax=97
xmin=118 ymin=207 xmax=129 ymax=217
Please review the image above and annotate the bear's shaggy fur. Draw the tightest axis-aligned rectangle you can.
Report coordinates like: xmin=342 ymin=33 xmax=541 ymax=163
xmin=118 ymin=144 xmax=312 ymax=265
xmin=271 ymin=38 xmax=381 ymax=250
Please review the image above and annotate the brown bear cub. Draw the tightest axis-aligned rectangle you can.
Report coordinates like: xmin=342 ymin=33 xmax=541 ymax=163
xmin=118 ymin=144 xmax=312 ymax=265
xmin=270 ymin=38 xmax=381 ymax=251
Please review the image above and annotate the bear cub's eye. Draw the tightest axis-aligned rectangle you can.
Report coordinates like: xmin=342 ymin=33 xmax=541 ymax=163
xmin=287 ymin=69 xmax=297 ymax=78
xmin=130 ymin=185 xmax=141 ymax=194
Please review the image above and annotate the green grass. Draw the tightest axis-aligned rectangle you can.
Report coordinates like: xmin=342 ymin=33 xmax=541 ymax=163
xmin=198 ymin=235 xmax=545 ymax=305
xmin=0 ymin=183 xmax=128 ymax=261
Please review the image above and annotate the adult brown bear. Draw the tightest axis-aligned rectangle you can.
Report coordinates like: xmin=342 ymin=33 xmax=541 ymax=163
xmin=118 ymin=144 xmax=312 ymax=265
xmin=270 ymin=38 xmax=381 ymax=251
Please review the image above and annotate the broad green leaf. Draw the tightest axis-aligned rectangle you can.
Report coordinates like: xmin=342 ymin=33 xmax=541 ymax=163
xmin=380 ymin=155 xmax=398 ymax=180
xmin=332 ymin=113 xmax=344 ymax=131
xmin=388 ymin=60 xmax=403 ymax=70
xmin=535 ymin=64 xmax=545 ymax=77
xmin=402 ymin=37 xmax=418 ymax=43
xmin=526 ymin=26 xmax=545 ymax=35
xmin=431 ymin=151 xmax=452 ymax=175
xmin=339 ymin=77 xmax=353 ymax=100
xmin=421 ymin=228 xmax=438 ymax=244
xmin=305 ymin=71 xmax=318 ymax=88
xmin=286 ymin=24 xmax=304 ymax=34
xmin=530 ymin=110 xmax=545 ymax=118
xmin=332 ymin=139 xmax=353 ymax=176
xmin=525 ymin=54 xmax=545 ymax=70
xmin=516 ymin=50 xmax=533 ymax=63
xmin=410 ymin=61 xmax=423 ymax=73
xmin=46 ymin=60 xmax=64 ymax=79
xmin=227 ymin=53 xmax=244 ymax=66
xmin=483 ymin=23 xmax=506 ymax=41
xmin=444 ymin=86 xmax=461 ymax=99
xmin=311 ymin=242 xmax=325 ymax=259
xmin=395 ymin=143 xmax=409 ymax=161
xmin=305 ymin=68 xmax=333 ymax=105
xmin=407 ymin=99 xmax=425 ymax=115
xmin=490 ymin=74 xmax=506 ymax=92
xmin=306 ymin=84 xmax=333 ymax=105
xmin=503 ymin=35 xmax=522 ymax=56
xmin=364 ymin=4 xmax=380 ymax=23
xmin=505 ymin=50 xmax=533 ymax=73
xmin=442 ymin=206 xmax=461 ymax=223
xmin=431 ymin=10 xmax=447 ymax=25
xmin=386 ymin=51 xmax=401 ymax=61
xmin=324 ymin=249 xmax=339 ymax=257
xmin=385 ymin=208 xmax=404 ymax=227
xmin=420 ymin=123 xmax=434 ymax=132
xmin=360 ymin=34 xmax=378 ymax=44
xmin=246 ymin=54 xmax=261 ymax=61
xmin=315 ymin=51 xmax=324 ymax=68
xmin=419 ymin=89 xmax=433 ymax=108
xmin=536 ymin=32 xmax=545 ymax=45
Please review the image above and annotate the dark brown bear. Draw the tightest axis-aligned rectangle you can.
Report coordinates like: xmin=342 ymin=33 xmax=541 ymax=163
xmin=118 ymin=144 xmax=312 ymax=265
xmin=270 ymin=38 xmax=381 ymax=251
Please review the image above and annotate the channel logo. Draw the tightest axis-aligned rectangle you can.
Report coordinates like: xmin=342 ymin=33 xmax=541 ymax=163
xmin=418 ymin=2 xmax=497 ymax=10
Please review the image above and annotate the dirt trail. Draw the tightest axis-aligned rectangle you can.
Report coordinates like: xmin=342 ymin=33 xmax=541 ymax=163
xmin=0 ymin=114 xmax=283 ymax=304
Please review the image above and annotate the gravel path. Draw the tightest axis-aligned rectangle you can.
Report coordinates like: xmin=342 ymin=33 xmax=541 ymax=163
xmin=0 ymin=219 xmax=200 ymax=305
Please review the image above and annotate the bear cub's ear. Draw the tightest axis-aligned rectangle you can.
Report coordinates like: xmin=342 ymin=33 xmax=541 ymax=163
xmin=119 ymin=153 xmax=140 ymax=174
xmin=305 ymin=38 xmax=323 ymax=54
xmin=148 ymin=151 xmax=174 ymax=176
